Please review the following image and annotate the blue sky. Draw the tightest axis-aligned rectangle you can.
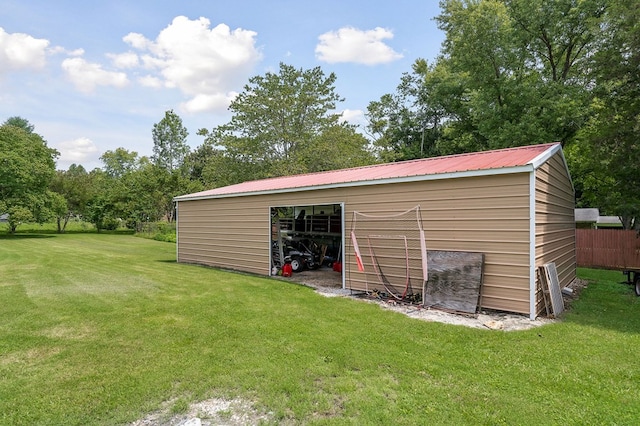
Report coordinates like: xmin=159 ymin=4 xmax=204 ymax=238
xmin=1 ymin=0 xmax=444 ymax=170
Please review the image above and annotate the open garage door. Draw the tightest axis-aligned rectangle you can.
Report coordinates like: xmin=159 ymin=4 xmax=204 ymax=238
xmin=270 ymin=203 xmax=343 ymax=288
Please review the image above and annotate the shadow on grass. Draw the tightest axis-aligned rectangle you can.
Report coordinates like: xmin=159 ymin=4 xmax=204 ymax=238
xmin=0 ymin=234 xmax=56 ymax=240
xmin=0 ymin=229 xmax=135 ymax=237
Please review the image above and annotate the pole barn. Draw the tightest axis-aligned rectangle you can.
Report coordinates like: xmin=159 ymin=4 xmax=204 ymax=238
xmin=174 ymin=143 xmax=575 ymax=319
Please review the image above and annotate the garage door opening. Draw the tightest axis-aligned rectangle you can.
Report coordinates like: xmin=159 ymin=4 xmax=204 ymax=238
xmin=270 ymin=203 xmax=343 ymax=288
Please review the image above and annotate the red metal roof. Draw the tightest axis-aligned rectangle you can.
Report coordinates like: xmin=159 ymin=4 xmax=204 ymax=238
xmin=176 ymin=143 xmax=561 ymax=200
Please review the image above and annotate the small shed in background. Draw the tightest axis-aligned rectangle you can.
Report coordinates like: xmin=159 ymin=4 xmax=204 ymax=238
xmin=575 ymin=208 xmax=622 ymax=229
xmin=575 ymin=208 xmax=600 ymax=228
xmin=174 ymin=143 xmax=575 ymax=319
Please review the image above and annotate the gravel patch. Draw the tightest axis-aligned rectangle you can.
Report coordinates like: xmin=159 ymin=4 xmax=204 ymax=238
xmin=130 ymin=397 xmax=274 ymax=426
xmin=287 ymin=267 xmax=588 ymax=331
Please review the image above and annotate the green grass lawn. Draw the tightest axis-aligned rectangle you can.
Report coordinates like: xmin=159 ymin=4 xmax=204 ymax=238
xmin=1 ymin=233 xmax=639 ymax=425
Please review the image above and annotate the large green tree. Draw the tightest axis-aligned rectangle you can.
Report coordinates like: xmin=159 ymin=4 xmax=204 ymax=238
xmin=85 ymin=168 xmax=121 ymax=232
xmin=49 ymin=164 xmax=93 ymax=232
xmin=88 ymin=153 xmax=151 ymax=231
xmin=436 ymin=0 xmax=604 ymax=150
xmin=0 ymin=122 xmax=59 ymax=232
xmin=183 ymin=142 xmax=218 ymax=184
xmin=568 ymin=0 xmax=640 ymax=228
xmin=150 ymin=110 xmax=194 ymax=221
xmin=88 ymin=146 xmax=200 ymax=229
xmin=151 ymin=109 xmax=190 ymax=172
xmin=366 ymin=60 xmax=446 ymax=162
xmin=100 ymin=148 xmax=144 ymax=178
xmin=199 ymin=63 xmax=372 ymax=185
xmin=369 ymin=0 xmax=606 ymax=158
xmin=87 ymin=157 xmax=151 ymax=232
xmin=2 ymin=116 xmax=35 ymax=134
xmin=294 ymin=125 xmax=376 ymax=173
xmin=367 ymin=0 xmax=640 ymax=228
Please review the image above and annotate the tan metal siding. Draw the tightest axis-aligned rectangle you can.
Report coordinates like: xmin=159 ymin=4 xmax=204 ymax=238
xmin=177 ymin=196 xmax=272 ymax=275
xmin=177 ymin=172 xmax=533 ymax=314
xmin=534 ymin=152 xmax=576 ymax=315
xmin=177 ymin=190 xmax=354 ymax=275
xmin=338 ymin=174 xmax=531 ymax=314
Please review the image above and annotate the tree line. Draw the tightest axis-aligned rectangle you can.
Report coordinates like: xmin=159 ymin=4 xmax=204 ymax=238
xmin=1 ymin=0 xmax=638 ymax=233
xmin=367 ymin=0 xmax=638 ymax=228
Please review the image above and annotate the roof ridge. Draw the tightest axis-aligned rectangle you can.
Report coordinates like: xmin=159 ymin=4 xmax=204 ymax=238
xmin=175 ymin=142 xmax=561 ymax=201
xmin=245 ymin=142 xmax=559 ymax=183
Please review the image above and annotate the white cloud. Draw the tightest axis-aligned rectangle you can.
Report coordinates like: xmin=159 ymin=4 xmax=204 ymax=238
xmin=122 ymin=32 xmax=150 ymax=50
xmin=316 ymin=26 xmax=403 ymax=65
xmin=67 ymin=48 xmax=85 ymax=57
xmin=61 ymin=57 xmax=129 ymax=93
xmin=0 ymin=27 xmax=50 ymax=72
xmin=181 ymin=91 xmax=238 ymax=114
xmin=55 ymin=137 xmax=100 ymax=166
xmin=138 ymin=74 xmax=163 ymax=88
xmin=123 ymin=16 xmax=262 ymax=113
xmin=341 ymin=108 xmax=365 ymax=125
xmin=108 ymin=51 xmax=139 ymax=69
xmin=48 ymin=46 xmax=84 ymax=56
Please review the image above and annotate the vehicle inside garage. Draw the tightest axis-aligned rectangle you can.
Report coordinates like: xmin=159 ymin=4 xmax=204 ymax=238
xmin=270 ymin=203 xmax=342 ymax=284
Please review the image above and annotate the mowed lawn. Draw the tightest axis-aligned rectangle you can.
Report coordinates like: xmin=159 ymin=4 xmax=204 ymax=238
xmin=1 ymin=234 xmax=639 ymax=425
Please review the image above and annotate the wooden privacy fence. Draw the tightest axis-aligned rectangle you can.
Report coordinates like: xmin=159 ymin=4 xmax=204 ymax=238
xmin=576 ymin=229 xmax=640 ymax=270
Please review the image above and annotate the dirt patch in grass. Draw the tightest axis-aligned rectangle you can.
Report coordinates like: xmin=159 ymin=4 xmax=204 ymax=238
xmin=130 ymin=396 xmax=275 ymax=426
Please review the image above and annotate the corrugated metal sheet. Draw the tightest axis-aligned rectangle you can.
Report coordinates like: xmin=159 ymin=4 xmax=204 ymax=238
xmin=176 ymin=143 xmax=560 ymax=200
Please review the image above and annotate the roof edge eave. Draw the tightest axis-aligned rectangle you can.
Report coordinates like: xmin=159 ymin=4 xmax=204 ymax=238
xmin=173 ymin=164 xmax=534 ymax=202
